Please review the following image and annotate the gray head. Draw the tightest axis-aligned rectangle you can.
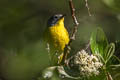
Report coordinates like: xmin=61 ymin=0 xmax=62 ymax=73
xmin=47 ymin=14 xmax=65 ymax=27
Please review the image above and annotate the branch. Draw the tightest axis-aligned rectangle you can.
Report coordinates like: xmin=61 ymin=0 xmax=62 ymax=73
xmin=61 ymin=0 xmax=79 ymax=65
xmin=84 ymin=0 xmax=92 ymax=16
xmin=106 ymin=72 xmax=113 ymax=80
xmin=69 ymin=0 xmax=79 ymax=41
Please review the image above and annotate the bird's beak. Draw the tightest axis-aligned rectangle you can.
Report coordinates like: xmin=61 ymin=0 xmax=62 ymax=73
xmin=60 ymin=14 xmax=66 ymax=19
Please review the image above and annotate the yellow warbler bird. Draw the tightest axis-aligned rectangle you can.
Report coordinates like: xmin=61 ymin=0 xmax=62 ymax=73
xmin=44 ymin=14 xmax=69 ymax=65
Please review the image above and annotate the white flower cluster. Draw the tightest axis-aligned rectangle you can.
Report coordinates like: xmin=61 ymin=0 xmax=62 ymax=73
xmin=74 ymin=50 xmax=103 ymax=77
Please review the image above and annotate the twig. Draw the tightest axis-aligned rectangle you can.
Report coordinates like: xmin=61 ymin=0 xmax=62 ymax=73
xmin=84 ymin=0 xmax=92 ymax=16
xmin=85 ymin=41 xmax=90 ymax=50
xmin=106 ymin=72 xmax=113 ymax=80
xmin=69 ymin=0 xmax=79 ymax=26
xmin=61 ymin=0 xmax=79 ymax=65
xmin=69 ymin=0 xmax=79 ymax=42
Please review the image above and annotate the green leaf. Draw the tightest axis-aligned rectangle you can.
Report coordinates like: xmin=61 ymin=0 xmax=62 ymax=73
xmin=90 ymin=27 xmax=108 ymax=59
xmin=112 ymin=55 xmax=120 ymax=63
xmin=105 ymin=43 xmax=115 ymax=63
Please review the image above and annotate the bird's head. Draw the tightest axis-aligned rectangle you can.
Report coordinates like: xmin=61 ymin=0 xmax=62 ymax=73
xmin=47 ymin=14 xmax=66 ymax=27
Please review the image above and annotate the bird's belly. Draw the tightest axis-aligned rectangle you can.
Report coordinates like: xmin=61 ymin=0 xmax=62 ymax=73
xmin=48 ymin=26 xmax=69 ymax=51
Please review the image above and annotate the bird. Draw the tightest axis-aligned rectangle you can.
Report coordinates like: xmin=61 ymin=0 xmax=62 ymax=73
xmin=44 ymin=14 xmax=69 ymax=65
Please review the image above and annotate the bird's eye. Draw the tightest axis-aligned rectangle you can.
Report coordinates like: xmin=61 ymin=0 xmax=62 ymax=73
xmin=54 ymin=16 xmax=57 ymax=18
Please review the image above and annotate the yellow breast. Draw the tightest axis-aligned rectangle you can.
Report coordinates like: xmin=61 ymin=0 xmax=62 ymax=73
xmin=49 ymin=26 xmax=69 ymax=51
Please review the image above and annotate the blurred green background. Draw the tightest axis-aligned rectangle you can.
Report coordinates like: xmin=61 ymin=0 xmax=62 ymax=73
xmin=0 ymin=0 xmax=120 ymax=80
